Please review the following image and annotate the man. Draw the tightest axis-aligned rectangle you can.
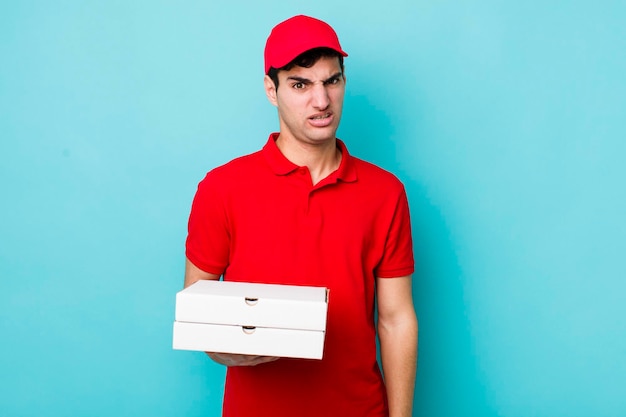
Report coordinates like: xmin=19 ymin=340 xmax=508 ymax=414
xmin=184 ymin=15 xmax=418 ymax=417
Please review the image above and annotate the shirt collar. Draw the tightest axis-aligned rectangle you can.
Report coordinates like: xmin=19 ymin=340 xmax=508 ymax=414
xmin=262 ymin=132 xmax=358 ymax=183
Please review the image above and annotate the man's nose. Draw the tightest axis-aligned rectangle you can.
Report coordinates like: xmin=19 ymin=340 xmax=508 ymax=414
xmin=311 ymin=83 xmax=330 ymax=110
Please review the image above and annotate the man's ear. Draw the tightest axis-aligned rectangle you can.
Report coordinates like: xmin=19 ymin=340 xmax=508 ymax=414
xmin=264 ymin=75 xmax=278 ymax=106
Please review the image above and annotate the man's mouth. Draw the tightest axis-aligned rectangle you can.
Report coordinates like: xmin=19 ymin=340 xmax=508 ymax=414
xmin=310 ymin=112 xmax=332 ymax=120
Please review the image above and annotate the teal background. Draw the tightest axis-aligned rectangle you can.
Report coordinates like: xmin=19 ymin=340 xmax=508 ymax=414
xmin=1 ymin=1 xmax=625 ymax=416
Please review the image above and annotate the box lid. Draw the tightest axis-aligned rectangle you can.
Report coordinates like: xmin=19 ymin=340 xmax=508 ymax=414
xmin=175 ymin=280 xmax=328 ymax=331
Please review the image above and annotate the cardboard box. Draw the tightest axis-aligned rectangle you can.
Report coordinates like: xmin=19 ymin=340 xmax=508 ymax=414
xmin=172 ymin=280 xmax=329 ymax=359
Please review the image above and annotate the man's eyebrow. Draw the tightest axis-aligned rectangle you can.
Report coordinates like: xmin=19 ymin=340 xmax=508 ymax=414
xmin=286 ymin=72 xmax=343 ymax=84
xmin=324 ymin=72 xmax=343 ymax=82
xmin=286 ymin=76 xmax=311 ymax=84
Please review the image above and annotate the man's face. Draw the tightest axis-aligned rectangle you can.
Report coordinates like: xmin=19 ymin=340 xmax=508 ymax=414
xmin=265 ymin=56 xmax=345 ymax=146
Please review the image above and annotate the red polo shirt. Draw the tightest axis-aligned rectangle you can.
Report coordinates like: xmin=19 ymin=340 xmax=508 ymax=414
xmin=186 ymin=133 xmax=414 ymax=417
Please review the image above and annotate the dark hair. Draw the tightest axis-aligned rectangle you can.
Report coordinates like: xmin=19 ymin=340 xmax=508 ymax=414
xmin=267 ymin=47 xmax=345 ymax=90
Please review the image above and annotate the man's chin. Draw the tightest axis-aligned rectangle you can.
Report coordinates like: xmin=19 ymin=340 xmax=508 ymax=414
xmin=306 ymin=126 xmax=339 ymax=143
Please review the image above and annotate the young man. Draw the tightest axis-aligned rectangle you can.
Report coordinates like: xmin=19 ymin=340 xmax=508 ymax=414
xmin=184 ymin=15 xmax=418 ymax=417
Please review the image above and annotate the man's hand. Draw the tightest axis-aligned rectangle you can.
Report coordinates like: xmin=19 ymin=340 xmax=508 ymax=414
xmin=206 ymin=352 xmax=280 ymax=367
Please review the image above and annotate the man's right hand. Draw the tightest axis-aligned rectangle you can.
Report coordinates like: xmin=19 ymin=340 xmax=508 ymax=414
xmin=206 ymin=352 xmax=280 ymax=367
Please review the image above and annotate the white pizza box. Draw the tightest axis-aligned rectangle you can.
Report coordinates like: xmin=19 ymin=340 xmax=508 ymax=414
xmin=172 ymin=280 xmax=329 ymax=359
xmin=174 ymin=280 xmax=328 ymax=331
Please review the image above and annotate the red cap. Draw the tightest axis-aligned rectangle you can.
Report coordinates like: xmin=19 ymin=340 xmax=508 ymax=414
xmin=264 ymin=15 xmax=348 ymax=74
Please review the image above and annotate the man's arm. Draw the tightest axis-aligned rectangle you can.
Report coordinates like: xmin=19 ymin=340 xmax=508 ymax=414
xmin=184 ymin=258 xmax=220 ymax=287
xmin=184 ymin=258 xmax=279 ymax=366
xmin=376 ymin=275 xmax=418 ymax=417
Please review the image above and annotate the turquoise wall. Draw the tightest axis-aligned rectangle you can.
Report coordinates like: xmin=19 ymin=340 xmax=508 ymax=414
xmin=1 ymin=1 xmax=625 ymax=416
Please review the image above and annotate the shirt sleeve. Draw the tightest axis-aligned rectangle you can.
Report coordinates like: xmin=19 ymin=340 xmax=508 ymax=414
xmin=185 ymin=171 xmax=231 ymax=275
xmin=374 ymin=185 xmax=415 ymax=278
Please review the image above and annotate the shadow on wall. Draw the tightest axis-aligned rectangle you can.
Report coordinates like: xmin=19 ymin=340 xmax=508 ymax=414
xmin=341 ymin=83 xmax=495 ymax=416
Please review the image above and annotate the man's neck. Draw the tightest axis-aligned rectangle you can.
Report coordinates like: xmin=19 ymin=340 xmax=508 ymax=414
xmin=275 ymin=134 xmax=342 ymax=185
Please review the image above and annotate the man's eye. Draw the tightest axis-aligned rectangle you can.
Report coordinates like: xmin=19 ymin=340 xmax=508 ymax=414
xmin=327 ymin=78 xmax=339 ymax=85
xmin=293 ymin=82 xmax=305 ymax=89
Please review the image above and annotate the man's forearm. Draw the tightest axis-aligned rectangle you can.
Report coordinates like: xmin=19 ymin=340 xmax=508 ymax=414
xmin=378 ymin=314 xmax=418 ymax=417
